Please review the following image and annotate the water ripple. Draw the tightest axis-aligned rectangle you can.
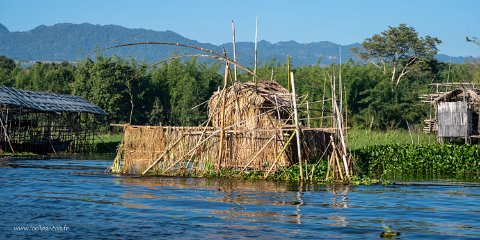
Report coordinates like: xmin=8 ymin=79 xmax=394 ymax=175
xmin=0 ymin=158 xmax=479 ymax=239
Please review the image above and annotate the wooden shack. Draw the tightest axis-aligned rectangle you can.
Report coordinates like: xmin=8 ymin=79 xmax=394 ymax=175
xmin=0 ymin=86 xmax=107 ymax=153
xmin=420 ymin=83 xmax=480 ymax=143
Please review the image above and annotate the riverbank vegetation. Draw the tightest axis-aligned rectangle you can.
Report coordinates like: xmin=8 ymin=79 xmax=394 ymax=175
xmin=353 ymin=144 xmax=480 ymax=180
xmin=1 ymin=25 xmax=479 ymax=181
xmin=2 ymin=55 xmax=478 ymax=130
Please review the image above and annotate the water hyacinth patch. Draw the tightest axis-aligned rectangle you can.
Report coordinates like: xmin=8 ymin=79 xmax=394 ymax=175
xmin=353 ymin=144 xmax=480 ymax=179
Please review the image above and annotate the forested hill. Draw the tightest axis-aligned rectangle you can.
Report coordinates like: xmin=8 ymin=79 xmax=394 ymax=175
xmin=0 ymin=23 xmax=472 ymax=65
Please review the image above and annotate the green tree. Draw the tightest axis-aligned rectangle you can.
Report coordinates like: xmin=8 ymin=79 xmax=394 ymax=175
xmin=0 ymin=55 xmax=15 ymax=71
xmin=0 ymin=55 xmax=16 ymax=85
xmin=353 ymin=24 xmax=441 ymax=85
xmin=72 ymin=55 xmax=146 ymax=124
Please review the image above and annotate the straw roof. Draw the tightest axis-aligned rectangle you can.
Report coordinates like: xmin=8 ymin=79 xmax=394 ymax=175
xmin=207 ymin=81 xmax=292 ymax=129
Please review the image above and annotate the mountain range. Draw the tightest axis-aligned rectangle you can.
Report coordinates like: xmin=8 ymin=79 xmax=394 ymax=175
xmin=0 ymin=23 xmax=475 ymax=66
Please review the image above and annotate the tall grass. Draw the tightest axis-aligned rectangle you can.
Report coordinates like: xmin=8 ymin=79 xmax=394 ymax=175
xmin=347 ymin=128 xmax=436 ymax=150
xmin=93 ymin=133 xmax=123 ymax=153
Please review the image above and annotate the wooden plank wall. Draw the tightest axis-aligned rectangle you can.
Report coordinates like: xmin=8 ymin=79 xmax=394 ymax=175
xmin=437 ymin=102 xmax=473 ymax=137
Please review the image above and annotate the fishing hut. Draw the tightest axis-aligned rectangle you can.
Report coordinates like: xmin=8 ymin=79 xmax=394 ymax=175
xmin=108 ymin=40 xmax=353 ymax=181
xmin=0 ymin=86 xmax=107 ymax=154
xmin=113 ymin=77 xmax=353 ymax=180
xmin=420 ymin=82 xmax=480 ymax=143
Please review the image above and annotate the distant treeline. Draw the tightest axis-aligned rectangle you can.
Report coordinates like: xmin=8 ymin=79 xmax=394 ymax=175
xmin=0 ymin=54 xmax=478 ymax=130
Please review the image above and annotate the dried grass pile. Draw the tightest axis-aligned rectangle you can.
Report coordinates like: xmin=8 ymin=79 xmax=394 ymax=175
xmin=207 ymin=80 xmax=294 ymax=171
xmin=208 ymin=81 xmax=292 ymax=129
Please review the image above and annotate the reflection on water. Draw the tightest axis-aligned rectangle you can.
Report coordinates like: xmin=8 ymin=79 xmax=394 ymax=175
xmin=0 ymin=159 xmax=479 ymax=239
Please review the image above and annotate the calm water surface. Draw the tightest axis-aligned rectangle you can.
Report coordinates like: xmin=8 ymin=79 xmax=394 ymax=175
xmin=0 ymin=158 xmax=479 ymax=239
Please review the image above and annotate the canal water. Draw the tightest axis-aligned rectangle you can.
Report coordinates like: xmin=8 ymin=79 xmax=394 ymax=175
xmin=0 ymin=158 xmax=479 ymax=239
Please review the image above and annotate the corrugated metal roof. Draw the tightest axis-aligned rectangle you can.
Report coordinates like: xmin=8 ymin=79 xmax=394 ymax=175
xmin=0 ymin=86 xmax=107 ymax=115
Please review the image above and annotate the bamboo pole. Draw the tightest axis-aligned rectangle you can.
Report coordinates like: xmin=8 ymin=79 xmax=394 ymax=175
xmin=306 ymin=101 xmax=311 ymax=128
xmin=253 ymin=16 xmax=258 ymax=83
xmin=344 ymin=85 xmax=349 ymax=139
xmin=309 ymin=139 xmax=332 ymax=180
xmin=231 ymin=20 xmax=238 ymax=82
xmin=287 ymin=56 xmax=291 ymax=91
xmin=334 ymin=149 xmax=344 ymax=181
xmin=330 ymin=137 xmax=344 ymax=181
xmin=338 ymin=46 xmax=343 ymax=115
xmin=264 ymin=131 xmax=296 ymax=179
xmin=290 ymin=72 xmax=304 ymax=181
xmin=240 ymin=135 xmax=275 ymax=173
xmin=332 ymin=93 xmax=350 ymax=179
xmin=163 ymin=129 xmax=220 ymax=174
xmin=217 ymin=62 xmax=230 ymax=171
xmin=321 ymin=77 xmax=326 ymax=128
xmin=325 ymin=154 xmax=331 ymax=180
xmin=0 ymin=111 xmax=14 ymax=153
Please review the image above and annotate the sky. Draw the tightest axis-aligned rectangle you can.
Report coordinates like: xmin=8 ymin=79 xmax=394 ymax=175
xmin=0 ymin=0 xmax=479 ymax=57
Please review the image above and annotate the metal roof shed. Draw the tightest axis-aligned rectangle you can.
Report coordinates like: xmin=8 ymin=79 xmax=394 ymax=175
xmin=0 ymin=86 xmax=107 ymax=154
xmin=0 ymin=86 xmax=107 ymax=115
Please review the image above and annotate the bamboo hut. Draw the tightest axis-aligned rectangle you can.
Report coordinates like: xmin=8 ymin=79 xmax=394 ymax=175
xmin=113 ymin=80 xmax=333 ymax=177
xmin=107 ymin=40 xmax=353 ymax=181
xmin=420 ymin=82 xmax=480 ymax=143
xmin=0 ymin=86 xmax=107 ymax=153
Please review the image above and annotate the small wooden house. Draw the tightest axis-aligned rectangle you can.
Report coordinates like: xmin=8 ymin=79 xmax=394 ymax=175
xmin=0 ymin=86 xmax=107 ymax=153
xmin=421 ymin=83 xmax=480 ymax=142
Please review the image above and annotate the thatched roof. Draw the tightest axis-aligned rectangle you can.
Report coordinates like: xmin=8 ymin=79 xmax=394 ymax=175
xmin=433 ymin=88 xmax=480 ymax=104
xmin=207 ymin=81 xmax=292 ymax=129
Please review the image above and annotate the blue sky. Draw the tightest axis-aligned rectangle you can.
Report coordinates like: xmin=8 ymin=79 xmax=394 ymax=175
xmin=1 ymin=0 xmax=479 ymax=57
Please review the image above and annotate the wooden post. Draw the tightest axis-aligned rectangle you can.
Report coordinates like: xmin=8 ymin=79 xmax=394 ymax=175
xmin=290 ymin=72 xmax=303 ymax=181
xmin=231 ymin=20 xmax=238 ymax=82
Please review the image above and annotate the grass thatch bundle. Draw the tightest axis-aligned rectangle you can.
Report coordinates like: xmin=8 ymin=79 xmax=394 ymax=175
xmin=208 ymin=81 xmax=292 ymax=129
xmin=115 ymin=125 xmax=292 ymax=175
xmin=120 ymin=125 xmax=167 ymax=174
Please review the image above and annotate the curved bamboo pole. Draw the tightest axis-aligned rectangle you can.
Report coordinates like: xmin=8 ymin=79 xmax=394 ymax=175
xmin=98 ymin=41 xmax=256 ymax=76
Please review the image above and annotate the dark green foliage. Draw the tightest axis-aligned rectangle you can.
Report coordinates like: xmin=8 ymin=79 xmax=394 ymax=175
xmin=0 ymin=55 xmax=15 ymax=71
xmin=353 ymin=144 xmax=480 ymax=179
xmin=0 ymin=50 xmax=477 ymax=131
xmin=148 ymin=57 xmax=221 ymax=126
